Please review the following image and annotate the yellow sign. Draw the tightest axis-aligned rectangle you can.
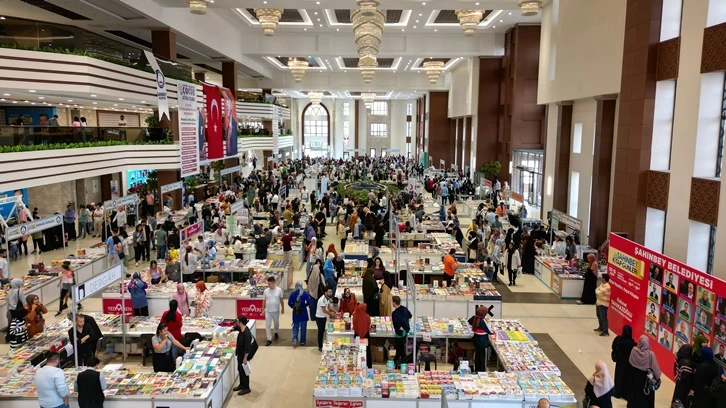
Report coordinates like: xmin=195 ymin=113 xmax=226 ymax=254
xmin=608 ymin=247 xmax=644 ymax=279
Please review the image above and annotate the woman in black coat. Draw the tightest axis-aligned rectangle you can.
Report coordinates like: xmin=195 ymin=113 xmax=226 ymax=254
xmin=521 ymin=233 xmax=536 ymax=274
xmin=672 ymin=344 xmax=695 ymax=406
xmin=584 ymin=360 xmax=614 ymax=408
xmin=610 ymin=325 xmax=636 ymax=399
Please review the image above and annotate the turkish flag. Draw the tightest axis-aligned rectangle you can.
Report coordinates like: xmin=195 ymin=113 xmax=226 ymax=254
xmin=203 ymin=82 xmax=223 ymax=159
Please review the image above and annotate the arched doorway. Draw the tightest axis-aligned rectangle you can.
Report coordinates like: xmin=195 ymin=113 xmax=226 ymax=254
xmin=301 ymin=102 xmax=330 ymax=158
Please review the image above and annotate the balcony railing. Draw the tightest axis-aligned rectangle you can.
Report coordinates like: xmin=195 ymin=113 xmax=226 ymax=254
xmin=0 ymin=126 xmax=172 ymax=153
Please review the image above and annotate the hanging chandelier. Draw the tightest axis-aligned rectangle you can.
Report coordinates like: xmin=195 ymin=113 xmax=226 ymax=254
xmin=352 ymin=9 xmax=385 ymax=56
xmin=254 ymin=8 xmax=283 ymax=36
xmin=422 ymin=60 xmax=445 ymax=84
xmin=288 ymin=58 xmax=309 ymax=83
xmin=189 ymin=0 xmax=207 ymax=15
xmin=356 ymin=0 xmax=381 ymax=16
xmin=518 ymin=0 xmax=542 ymax=16
xmin=309 ymin=91 xmax=323 ymax=106
xmin=361 ymin=92 xmax=376 ymax=108
xmin=358 ymin=55 xmax=378 ymax=83
xmin=455 ymin=10 xmax=483 ymax=36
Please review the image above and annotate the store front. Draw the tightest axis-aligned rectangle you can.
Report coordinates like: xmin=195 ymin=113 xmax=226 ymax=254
xmin=511 ymin=149 xmax=543 ymax=210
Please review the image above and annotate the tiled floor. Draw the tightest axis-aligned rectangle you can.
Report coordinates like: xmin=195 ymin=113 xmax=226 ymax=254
xmin=0 ymin=198 xmax=677 ymax=408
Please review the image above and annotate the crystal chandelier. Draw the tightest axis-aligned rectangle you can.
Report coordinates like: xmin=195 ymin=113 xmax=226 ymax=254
xmin=518 ymin=0 xmax=542 ymax=16
xmin=358 ymin=55 xmax=378 ymax=83
xmin=288 ymin=58 xmax=309 ymax=83
xmin=361 ymin=92 xmax=376 ymax=108
xmin=455 ymin=10 xmax=483 ymax=36
xmin=254 ymin=9 xmax=283 ymax=36
xmin=189 ymin=0 xmax=207 ymax=15
xmin=356 ymin=0 xmax=381 ymax=16
xmin=422 ymin=60 xmax=445 ymax=84
xmin=309 ymin=91 xmax=323 ymax=106
xmin=352 ymin=9 xmax=385 ymax=56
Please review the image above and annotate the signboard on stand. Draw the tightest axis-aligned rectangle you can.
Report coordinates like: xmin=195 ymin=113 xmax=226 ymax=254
xmin=161 ymin=181 xmax=184 ymax=195
xmin=230 ymin=200 xmax=245 ymax=215
xmin=178 ymin=80 xmax=200 ymax=178
xmin=103 ymin=193 xmax=139 ymax=211
xmin=74 ymin=264 xmax=123 ymax=303
xmin=180 ymin=221 xmax=204 ymax=242
xmin=607 ymin=233 xmax=726 ymax=379
xmin=236 ymin=299 xmax=264 ymax=320
xmin=6 ymin=215 xmax=62 ymax=240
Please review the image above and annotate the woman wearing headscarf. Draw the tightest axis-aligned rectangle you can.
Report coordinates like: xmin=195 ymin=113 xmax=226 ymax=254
xmin=692 ymin=346 xmax=721 ymax=407
xmin=6 ymin=279 xmax=24 ymax=331
xmin=323 ymin=252 xmax=336 ymax=293
xmin=521 ymin=232 xmax=536 ymax=275
xmin=362 ymin=260 xmax=380 ymax=317
xmin=128 ymin=272 xmax=149 ymax=316
xmin=173 ymin=283 xmax=190 ymax=317
xmin=611 ymin=325 xmax=636 ymax=399
xmin=672 ymin=344 xmax=695 ymax=406
xmin=468 ymin=305 xmax=494 ymax=372
xmin=194 ymin=281 xmax=212 ymax=317
xmin=339 ymin=288 xmax=357 ymax=316
xmin=626 ymin=335 xmax=661 ymax=407
xmin=288 ymin=281 xmax=310 ymax=347
xmin=307 ymin=259 xmax=324 ymax=322
xmin=326 ymin=243 xmax=338 ymax=259
xmin=577 ymin=253 xmax=599 ymax=305
xmin=24 ymin=294 xmax=48 ymax=338
xmin=692 ymin=331 xmax=708 ymax=363
xmin=585 ymin=360 xmax=614 ymax=408
xmin=379 ymin=270 xmax=394 ymax=317
xmin=353 ymin=303 xmax=372 ymax=368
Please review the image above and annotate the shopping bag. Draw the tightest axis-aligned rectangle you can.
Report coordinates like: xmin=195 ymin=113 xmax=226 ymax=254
xmin=242 ymin=362 xmax=252 ymax=376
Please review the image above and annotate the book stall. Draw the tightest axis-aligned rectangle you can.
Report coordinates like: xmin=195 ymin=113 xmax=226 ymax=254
xmin=313 ymin=318 xmax=577 ymax=408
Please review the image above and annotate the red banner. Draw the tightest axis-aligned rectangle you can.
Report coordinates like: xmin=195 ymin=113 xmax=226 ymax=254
xmin=315 ymin=400 xmax=364 ymax=408
xmin=236 ymin=299 xmax=264 ymax=320
xmin=203 ymin=82 xmax=223 ymax=159
xmin=102 ymin=298 xmax=133 ymax=316
xmin=607 ymin=233 xmax=726 ymax=378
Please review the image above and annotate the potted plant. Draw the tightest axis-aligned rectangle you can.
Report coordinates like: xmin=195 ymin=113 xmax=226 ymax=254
xmin=480 ymin=161 xmax=502 ymax=181
xmin=212 ymin=160 xmax=225 ymax=181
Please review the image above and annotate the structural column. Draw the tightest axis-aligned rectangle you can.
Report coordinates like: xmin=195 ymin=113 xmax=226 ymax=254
xmin=427 ymin=92 xmax=450 ymax=169
xmin=611 ymin=0 xmax=662 ymax=243
xmin=590 ymin=96 xmax=617 ymax=247
xmin=222 ymin=62 xmax=238 ymax=97
xmin=151 ymin=29 xmax=176 ymax=61
xmin=477 ymin=57 xmax=503 ymax=175
xmin=552 ymin=102 xmax=573 ymax=212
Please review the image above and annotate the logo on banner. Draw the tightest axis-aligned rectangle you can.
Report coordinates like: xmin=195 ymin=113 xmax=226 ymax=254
xmin=155 ymin=69 xmax=165 ymax=89
xmin=609 ymin=247 xmax=644 ymax=279
xmin=20 ymin=225 xmax=27 ymax=235
xmin=102 ymin=299 xmax=133 ymax=316
xmin=210 ymin=99 xmax=219 ymax=133
xmin=237 ymin=299 xmax=264 ymax=320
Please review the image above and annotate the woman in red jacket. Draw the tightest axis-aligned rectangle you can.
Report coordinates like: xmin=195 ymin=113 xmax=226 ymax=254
xmin=160 ymin=299 xmax=184 ymax=356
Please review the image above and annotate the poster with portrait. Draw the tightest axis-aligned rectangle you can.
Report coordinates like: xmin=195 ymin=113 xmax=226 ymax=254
xmin=607 ymin=233 xmax=726 ymax=379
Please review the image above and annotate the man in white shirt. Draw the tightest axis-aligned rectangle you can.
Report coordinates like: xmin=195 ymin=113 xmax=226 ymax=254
xmin=261 ymin=276 xmax=284 ymax=346
xmin=34 ymin=352 xmax=69 ymax=408
xmin=315 ymin=286 xmax=336 ymax=352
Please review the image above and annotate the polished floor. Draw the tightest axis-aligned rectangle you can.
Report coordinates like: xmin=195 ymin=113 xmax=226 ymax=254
xmin=0 ymin=197 xmax=676 ymax=408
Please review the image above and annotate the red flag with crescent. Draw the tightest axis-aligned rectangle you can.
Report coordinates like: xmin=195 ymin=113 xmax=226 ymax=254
xmin=203 ymin=82 xmax=223 ymax=159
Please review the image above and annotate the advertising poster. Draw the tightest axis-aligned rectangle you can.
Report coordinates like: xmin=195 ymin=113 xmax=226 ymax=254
xmin=202 ymin=82 xmax=223 ymax=160
xmin=220 ymin=87 xmax=238 ymax=157
xmin=178 ymin=81 xmax=200 ymax=177
xmin=607 ymin=233 xmax=726 ymax=378
xmin=0 ymin=189 xmax=28 ymax=220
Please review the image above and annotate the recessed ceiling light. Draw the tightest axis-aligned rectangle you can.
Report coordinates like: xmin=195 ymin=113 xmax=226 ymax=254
xmin=493 ymin=25 xmax=496 ymax=28
xmin=304 ymin=28 xmax=307 ymax=31
xmin=3 ymin=93 xmax=9 ymax=96
xmin=114 ymin=104 xmax=118 ymax=106
xmin=508 ymin=12 xmax=512 ymax=15
xmin=0 ymin=99 xmax=4 ymax=102
xmin=314 ymin=11 xmax=318 ymax=15
xmin=402 ymin=28 xmax=405 ymax=31
xmin=500 ymin=19 xmax=503 ymax=22
xmin=416 ymin=20 xmax=419 ymax=23
xmin=316 ymin=1 xmax=320 ymax=4
xmin=418 ymin=13 xmax=422 ymax=16
xmin=91 ymin=94 xmax=97 ymax=97
xmin=317 ymin=18 xmax=320 ymax=21
xmin=118 ymin=98 xmax=124 ymax=101
xmin=12 ymin=101 xmax=17 ymax=104
xmin=93 ymin=102 xmax=97 ymax=105
xmin=24 ymin=100 xmax=29 ymax=103
xmin=422 ymin=2 xmax=426 ymax=5
xmin=475 ymin=2 xmax=479 ymax=4
xmin=38 ymin=96 xmax=44 ymax=100
xmin=68 ymin=99 xmax=73 ymax=102
xmin=320 ymin=24 xmax=323 ymax=27
xmin=413 ymin=26 xmax=417 ymax=28
xmin=132 ymin=105 xmax=136 ymax=108
xmin=0 ymin=17 xmax=5 ymax=20
xmin=336 ymin=28 xmax=339 ymax=31
xmin=434 ymin=29 xmax=437 ymax=32
xmin=28 ymin=90 xmax=36 ymax=93
xmin=141 ymin=100 xmax=146 ymax=103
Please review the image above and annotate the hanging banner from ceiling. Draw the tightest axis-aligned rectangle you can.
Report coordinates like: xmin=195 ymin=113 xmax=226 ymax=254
xmin=178 ymin=80 xmax=200 ymax=178
xmin=607 ymin=233 xmax=726 ymax=379
xmin=143 ymin=50 xmax=169 ymax=120
xmin=202 ymin=82 xmax=224 ymax=160
xmin=220 ymin=87 xmax=239 ymax=157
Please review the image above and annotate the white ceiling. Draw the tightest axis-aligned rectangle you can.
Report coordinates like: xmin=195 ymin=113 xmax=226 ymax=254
xmin=1 ymin=0 xmax=544 ymax=99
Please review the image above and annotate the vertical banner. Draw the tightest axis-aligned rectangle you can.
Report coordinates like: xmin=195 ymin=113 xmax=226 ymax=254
xmin=202 ymin=82 xmax=223 ymax=160
xmin=143 ymin=50 xmax=169 ymax=120
xmin=178 ymin=81 xmax=200 ymax=178
xmin=607 ymin=233 xmax=726 ymax=379
xmin=273 ymin=105 xmax=280 ymax=156
xmin=220 ymin=87 xmax=238 ymax=157
xmin=197 ymin=107 xmax=207 ymax=162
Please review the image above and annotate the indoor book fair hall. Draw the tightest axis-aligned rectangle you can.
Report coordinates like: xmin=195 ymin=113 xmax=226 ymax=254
xmin=2 ymin=1 xmax=726 ymax=408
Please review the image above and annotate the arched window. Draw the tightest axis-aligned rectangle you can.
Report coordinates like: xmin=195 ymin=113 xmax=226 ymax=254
xmin=302 ymin=103 xmax=329 ymax=158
